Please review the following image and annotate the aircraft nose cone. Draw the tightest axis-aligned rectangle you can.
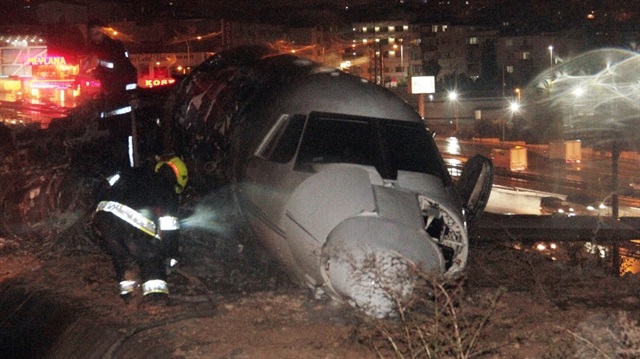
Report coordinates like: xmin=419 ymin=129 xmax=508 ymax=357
xmin=322 ymin=216 xmax=444 ymax=318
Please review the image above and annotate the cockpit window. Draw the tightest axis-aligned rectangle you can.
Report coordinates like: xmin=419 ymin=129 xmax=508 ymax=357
xmin=295 ymin=112 xmax=451 ymax=183
xmin=296 ymin=117 xmax=378 ymax=167
xmin=257 ymin=114 xmax=306 ymax=164
xmin=382 ymin=122 xmax=450 ymax=180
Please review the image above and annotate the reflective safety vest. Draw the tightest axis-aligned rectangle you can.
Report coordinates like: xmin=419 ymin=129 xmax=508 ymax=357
xmin=99 ymin=105 xmax=132 ymax=118
xmin=98 ymin=60 xmax=115 ymax=69
xmin=95 ymin=200 xmax=179 ymax=239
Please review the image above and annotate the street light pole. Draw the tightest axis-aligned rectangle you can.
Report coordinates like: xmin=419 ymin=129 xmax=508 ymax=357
xmin=400 ymin=43 xmax=404 ymax=73
xmin=448 ymin=91 xmax=459 ymax=134
xmin=548 ymin=46 xmax=553 ymax=69
xmin=455 ymin=102 xmax=459 ymax=133
xmin=185 ymin=41 xmax=191 ymax=71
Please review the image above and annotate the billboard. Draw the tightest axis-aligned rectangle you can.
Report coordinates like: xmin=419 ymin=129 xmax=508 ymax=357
xmin=409 ymin=76 xmax=435 ymax=94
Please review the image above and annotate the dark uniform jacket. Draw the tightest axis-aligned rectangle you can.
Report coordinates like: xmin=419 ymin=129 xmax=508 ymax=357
xmin=93 ymin=164 xmax=180 ymax=283
xmin=88 ymin=36 xmax=137 ymax=100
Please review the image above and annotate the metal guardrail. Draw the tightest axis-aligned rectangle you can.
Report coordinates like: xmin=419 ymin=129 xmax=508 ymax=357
xmin=448 ymin=163 xmax=585 ymax=191
xmin=448 ymin=162 xmax=640 ymax=243
xmin=493 ymin=167 xmax=586 ymax=190
xmin=472 ymin=213 xmax=640 ymax=243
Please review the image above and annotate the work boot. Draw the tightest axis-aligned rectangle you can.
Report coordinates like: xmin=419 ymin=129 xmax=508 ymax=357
xmin=142 ymin=279 xmax=169 ymax=296
xmin=119 ymin=280 xmax=137 ymax=301
xmin=165 ymin=257 xmax=179 ymax=275
xmin=142 ymin=279 xmax=170 ymax=307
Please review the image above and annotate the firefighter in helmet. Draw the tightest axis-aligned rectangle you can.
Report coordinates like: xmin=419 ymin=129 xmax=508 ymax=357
xmin=81 ymin=19 xmax=141 ymax=169
xmin=84 ymin=18 xmax=137 ymax=105
xmin=93 ymin=156 xmax=188 ymax=300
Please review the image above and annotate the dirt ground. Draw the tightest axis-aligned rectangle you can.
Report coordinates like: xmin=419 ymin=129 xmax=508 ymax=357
xmin=2 ymin=105 xmax=640 ymax=358
xmin=3 ymin=229 xmax=640 ymax=359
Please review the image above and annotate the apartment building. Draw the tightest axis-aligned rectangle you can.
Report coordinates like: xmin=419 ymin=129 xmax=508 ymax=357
xmin=349 ymin=21 xmax=422 ymax=86
xmin=345 ymin=21 xmax=506 ymax=89
xmin=420 ymin=23 xmax=499 ymax=82
xmin=496 ymin=33 xmax=587 ymax=90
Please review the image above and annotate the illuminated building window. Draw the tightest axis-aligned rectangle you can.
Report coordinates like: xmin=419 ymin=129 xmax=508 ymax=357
xmin=506 ymin=66 xmax=514 ymax=73
xmin=469 ymin=37 xmax=478 ymax=45
xmin=522 ymin=51 xmax=530 ymax=60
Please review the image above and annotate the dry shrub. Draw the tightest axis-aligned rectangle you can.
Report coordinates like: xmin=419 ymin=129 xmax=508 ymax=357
xmin=356 ymin=268 xmax=505 ymax=359
xmin=544 ymin=311 xmax=640 ymax=359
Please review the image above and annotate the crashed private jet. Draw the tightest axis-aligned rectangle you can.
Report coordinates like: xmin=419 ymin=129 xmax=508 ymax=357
xmin=170 ymin=46 xmax=493 ymax=318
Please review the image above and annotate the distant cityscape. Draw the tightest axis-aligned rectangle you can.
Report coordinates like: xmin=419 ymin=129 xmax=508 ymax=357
xmin=1 ymin=0 xmax=639 ymax=107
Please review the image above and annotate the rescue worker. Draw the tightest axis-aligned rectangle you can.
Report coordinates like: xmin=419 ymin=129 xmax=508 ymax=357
xmin=92 ymin=156 xmax=188 ymax=301
xmin=83 ymin=19 xmax=140 ymax=169
xmin=84 ymin=18 xmax=138 ymax=105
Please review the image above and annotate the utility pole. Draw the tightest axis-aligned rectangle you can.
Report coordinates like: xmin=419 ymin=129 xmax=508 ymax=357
xmin=612 ymin=140 xmax=620 ymax=219
xmin=370 ymin=41 xmax=383 ymax=85
xmin=611 ymin=138 xmax=621 ymax=275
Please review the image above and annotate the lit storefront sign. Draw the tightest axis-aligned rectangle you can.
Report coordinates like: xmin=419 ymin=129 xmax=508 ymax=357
xmin=80 ymin=79 xmax=101 ymax=87
xmin=140 ymin=77 xmax=176 ymax=88
xmin=0 ymin=44 xmax=84 ymax=108
xmin=30 ymin=79 xmax=75 ymax=89
xmin=26 ymin=56 xmax=68 ymax=66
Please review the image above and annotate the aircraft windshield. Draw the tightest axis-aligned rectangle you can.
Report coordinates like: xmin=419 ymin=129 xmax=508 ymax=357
xmin=296 ymin=113 xmax=450 ymax=182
